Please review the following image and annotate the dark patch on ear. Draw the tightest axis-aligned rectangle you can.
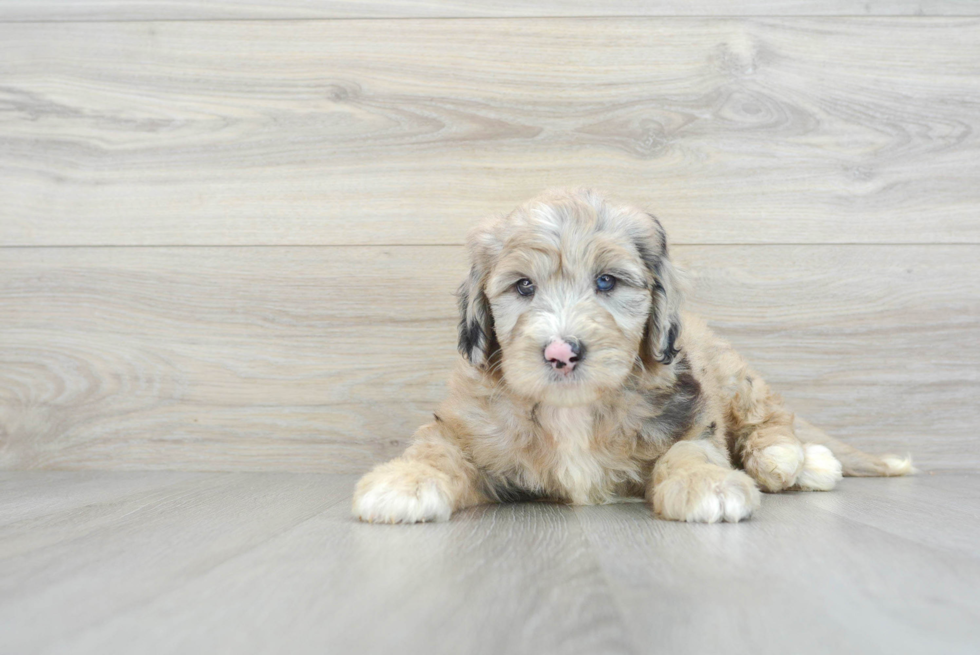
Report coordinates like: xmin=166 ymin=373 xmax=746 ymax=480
xmin=644 ymin=303 xmax=679 ymax=366
xmin=481 ymin=310 xmax=500 ymax=364
xmin=657 ymin=323 xmax=680 ymax=365
xmin=466 ymin=319 xmax=485 ymax=358
xmin=456 ymin=280 xmax=499 ymax=366
xmin=647 ymin=213 xmax=668 ymax=255
xmin=636 ymin=217 xmax=680 ymax=367
xmin=456 ymin=284 xmax=473 ymax=359
xmin=636 ymin=241 xmax=662 ymax=279
xmin=433 ymin=413 xmax=443 ymax=423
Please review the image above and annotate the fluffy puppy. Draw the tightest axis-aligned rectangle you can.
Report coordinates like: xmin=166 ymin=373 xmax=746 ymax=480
xmin=353 ymin=189 xmax=912 ymax=524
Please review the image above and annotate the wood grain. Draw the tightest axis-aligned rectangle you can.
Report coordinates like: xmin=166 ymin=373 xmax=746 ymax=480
xmin=1 ymin=471 xmax=978 ymax=654
xmin=0 ymin=470 xmax=204 ymax=526
xmin=1 ymin=1 xmax=978 ymax=21
xmin=573 ymin=480 xmax=980 ymax=655
xmin=803 ymin=474 xmax=980 ymax=557
xmin=1 ymin=244 xmax=976 ymax=472
xmin=0 ymin=472 xmax=355 ymax=653
xmin=2 ymin=18 xmax=979 ymax=245
xmin=0 ymin=472 xmax=631 ymax=655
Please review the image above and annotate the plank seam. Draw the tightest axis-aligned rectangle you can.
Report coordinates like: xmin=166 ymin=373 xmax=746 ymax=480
xmin=2 ymin=15 xmax=980 ymax=24
xmin=2 ymin=243 xmax=980 ymax=249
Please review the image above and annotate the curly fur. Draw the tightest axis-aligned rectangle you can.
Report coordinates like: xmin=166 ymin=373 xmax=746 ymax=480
xmin=353 ymin=189 xmax=912 ymax=524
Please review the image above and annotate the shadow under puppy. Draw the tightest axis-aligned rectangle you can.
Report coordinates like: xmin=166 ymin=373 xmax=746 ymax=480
xmin=353 ymin=189 xmax=912 ymax=524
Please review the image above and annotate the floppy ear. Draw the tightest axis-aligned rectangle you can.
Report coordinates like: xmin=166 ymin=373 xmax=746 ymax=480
xmin=456 ymin=230 xmax=499 ymax=369
xmin=638 ymin=216 xmax=682 ymax=366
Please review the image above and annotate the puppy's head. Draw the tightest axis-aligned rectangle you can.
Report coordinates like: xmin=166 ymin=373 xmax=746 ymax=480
xmin=458 ymin=189 xmax=681 ymax=405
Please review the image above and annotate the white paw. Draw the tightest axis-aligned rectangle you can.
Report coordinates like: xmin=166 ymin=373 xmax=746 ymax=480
xmin=352 ymin=463 xmax=453 ymax=524
xmin=794 ymin=444 xmax=843 ymax=491
xmin=745 ymin=442 xmax=805 ymax=492
xmin=654 ymin=469 xmax=761 ymax=524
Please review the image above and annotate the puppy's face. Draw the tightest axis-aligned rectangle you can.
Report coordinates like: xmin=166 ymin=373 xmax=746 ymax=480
xmin=459 ymin=190 xmax=680 ymax=406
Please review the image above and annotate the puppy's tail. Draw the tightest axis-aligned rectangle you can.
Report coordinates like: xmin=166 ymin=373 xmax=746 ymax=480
xmin=794 ymin=416 xmax=915 ymax=477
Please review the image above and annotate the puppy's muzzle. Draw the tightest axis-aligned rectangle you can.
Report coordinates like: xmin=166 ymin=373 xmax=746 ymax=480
xmin=544 ymin=339 xmax=584 ymax=374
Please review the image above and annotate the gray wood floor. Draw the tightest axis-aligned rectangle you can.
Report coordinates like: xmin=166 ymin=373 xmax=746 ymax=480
xmin=2 ymin=470 xmax=978 ymax=654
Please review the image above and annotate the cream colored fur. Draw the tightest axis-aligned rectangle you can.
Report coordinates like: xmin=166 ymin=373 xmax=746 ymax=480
xmin=352 ymin=189 xmax=912 ymax=524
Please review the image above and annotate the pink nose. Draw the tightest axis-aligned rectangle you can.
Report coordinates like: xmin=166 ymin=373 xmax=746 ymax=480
xmin=544 ymin=339 xmax=582 ymax=373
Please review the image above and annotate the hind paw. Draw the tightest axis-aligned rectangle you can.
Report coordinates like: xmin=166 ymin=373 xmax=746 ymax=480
xmin=743 ymin=442 xmax=805 ymax=492
xmin=793 ymin=444 xmax=843 ymax=491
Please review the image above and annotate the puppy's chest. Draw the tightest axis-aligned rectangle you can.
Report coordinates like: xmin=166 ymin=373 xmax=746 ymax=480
xmin=531 ymin=406 xmax=628 ymax=504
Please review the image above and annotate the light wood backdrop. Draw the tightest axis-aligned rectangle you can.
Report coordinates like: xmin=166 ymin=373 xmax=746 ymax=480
xmin=1 ymin=3 xmax=978 ymax=472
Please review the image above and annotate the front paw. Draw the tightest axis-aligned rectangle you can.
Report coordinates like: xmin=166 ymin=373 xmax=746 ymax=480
xmin=352 ymin=460 xmax=453 ymax=524
xmin=653 ymin=468 xmax=761 ymax=524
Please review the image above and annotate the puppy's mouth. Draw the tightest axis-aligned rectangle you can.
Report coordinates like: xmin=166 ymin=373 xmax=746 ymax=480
xmin=544 ymin=363 xmax=581 ymax=382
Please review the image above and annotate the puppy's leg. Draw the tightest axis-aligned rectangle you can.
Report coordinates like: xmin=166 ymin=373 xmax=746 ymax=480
xmin=352 ymin=422 xmax=485 ymax=523
xmin=649 ymin=440 xmax=761 ymax=523
xmin=730 ymin=374 xmax=842 ymax=492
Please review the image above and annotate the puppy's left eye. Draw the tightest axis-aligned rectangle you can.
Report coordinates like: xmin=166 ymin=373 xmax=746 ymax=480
xmin=596 ymin=274 xmax=617 ymax=292
xmin=515 ymin=278 xmax=535 ymax=297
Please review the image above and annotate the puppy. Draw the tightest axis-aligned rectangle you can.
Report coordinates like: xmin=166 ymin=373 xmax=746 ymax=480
xmin=353 ymin=189 xmax=912 ymax=524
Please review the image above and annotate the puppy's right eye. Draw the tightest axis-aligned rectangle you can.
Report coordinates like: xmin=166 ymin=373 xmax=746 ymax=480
xmin=515 ymin=278 xmax=535 ymax=297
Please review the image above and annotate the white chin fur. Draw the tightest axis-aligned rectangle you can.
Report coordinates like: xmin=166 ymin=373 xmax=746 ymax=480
xmin=353 ymin=479 xmax=452 ymax=524
xmin=794 ymin=444 xmax=843 ymax=491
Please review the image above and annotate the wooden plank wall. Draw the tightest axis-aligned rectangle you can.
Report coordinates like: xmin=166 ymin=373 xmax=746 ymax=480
xmin=2 ymin=3 xmax=978 ymax=471
xmin=3 ymin=1 xmax=979 ymax=20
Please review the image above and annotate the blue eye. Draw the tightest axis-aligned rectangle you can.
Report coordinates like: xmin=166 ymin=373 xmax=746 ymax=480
xmin=596 ymin=274 xmax=616 ymax=292
xmin=516 ymin=278 xmax=535 ymax=297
